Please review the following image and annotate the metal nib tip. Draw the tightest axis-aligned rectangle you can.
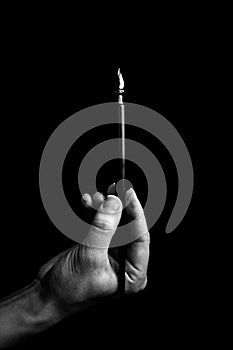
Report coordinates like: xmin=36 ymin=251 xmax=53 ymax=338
xmin=117 ymin=68 xmax=124 ymax=92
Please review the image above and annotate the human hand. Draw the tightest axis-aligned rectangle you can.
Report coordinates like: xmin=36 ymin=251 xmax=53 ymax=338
xmin=38 ymin=187 xmax=150 ymax=316
xmin=0 ymin=187 xmax=150 ymax=347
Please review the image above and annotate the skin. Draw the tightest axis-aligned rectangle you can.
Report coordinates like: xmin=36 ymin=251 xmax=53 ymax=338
xmin=0 ymin=187 xmax=150 ymax=346
xmin=39 ymin=186 xmax=150 ymax=312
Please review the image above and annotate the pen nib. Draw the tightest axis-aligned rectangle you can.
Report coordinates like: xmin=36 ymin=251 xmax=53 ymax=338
xmin=117 ymin=68 xmax=124 ymax=92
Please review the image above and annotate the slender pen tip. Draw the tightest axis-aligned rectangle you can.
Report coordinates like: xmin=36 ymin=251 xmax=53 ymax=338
xmin=117 ymin=68 xmax=124 ymax=92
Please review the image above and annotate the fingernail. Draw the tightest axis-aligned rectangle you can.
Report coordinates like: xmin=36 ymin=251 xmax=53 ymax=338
xmin=125 ymin=187 xmax=134 ymax=200
xmin=103 ymin=195 xmax=120 ymax=211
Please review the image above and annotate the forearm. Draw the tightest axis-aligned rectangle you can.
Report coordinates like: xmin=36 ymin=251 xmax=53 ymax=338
xmin=0 ymin=279 xmax=63 ymax=347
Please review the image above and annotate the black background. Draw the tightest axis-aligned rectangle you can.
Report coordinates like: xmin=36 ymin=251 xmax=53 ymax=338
xmin=0 ymin=15 xmax=217 ymax=348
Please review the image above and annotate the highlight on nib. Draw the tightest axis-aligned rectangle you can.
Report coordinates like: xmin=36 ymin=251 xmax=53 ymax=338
xmin=117 ymin=68 xmax=124 ymax=93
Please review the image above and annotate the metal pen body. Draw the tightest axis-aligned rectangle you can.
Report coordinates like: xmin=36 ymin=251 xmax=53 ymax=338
xmin=116 ymin=69 xmax=126 ymax=296
xmin=118 ymin=94 xmax=125 ymax=193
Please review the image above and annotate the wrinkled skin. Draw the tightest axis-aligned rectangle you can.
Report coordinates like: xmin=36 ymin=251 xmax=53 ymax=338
xmin=38 ymin=188 xmax=150 ymax=314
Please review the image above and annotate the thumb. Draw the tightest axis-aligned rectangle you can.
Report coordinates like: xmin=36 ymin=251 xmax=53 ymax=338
xmin=82 ymin=195 xmax=122 ymax=249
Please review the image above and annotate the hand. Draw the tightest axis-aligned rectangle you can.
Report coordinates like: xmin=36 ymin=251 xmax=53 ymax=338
xmin=38 ymin=187 xmax=150 ymax=315
xmin=0 ymin=187 xmax=150 ymax=346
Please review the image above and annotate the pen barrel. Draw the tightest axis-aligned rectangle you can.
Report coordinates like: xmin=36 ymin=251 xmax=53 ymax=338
xmin=116 ymin=70 xmax=126 ymax=295
xmin=118 ymin=100 xmax=125 ymax=196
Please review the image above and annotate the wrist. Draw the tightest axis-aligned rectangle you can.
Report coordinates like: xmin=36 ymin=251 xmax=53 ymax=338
xmin=0 ymin=280 xmax=64 ymax=346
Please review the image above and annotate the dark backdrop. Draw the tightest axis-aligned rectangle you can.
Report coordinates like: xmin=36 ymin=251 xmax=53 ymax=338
xmin=0 ymin=28 xmax=212 ymax=348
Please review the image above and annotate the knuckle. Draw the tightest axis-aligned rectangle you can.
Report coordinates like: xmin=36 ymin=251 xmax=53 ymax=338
xmin=81 ymin=246 xmax=108 ymax=269
xmin=93 ymin=219 xmax=113 ymax=231
xmin=126 ymin=273 xmax=148 ymax=294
